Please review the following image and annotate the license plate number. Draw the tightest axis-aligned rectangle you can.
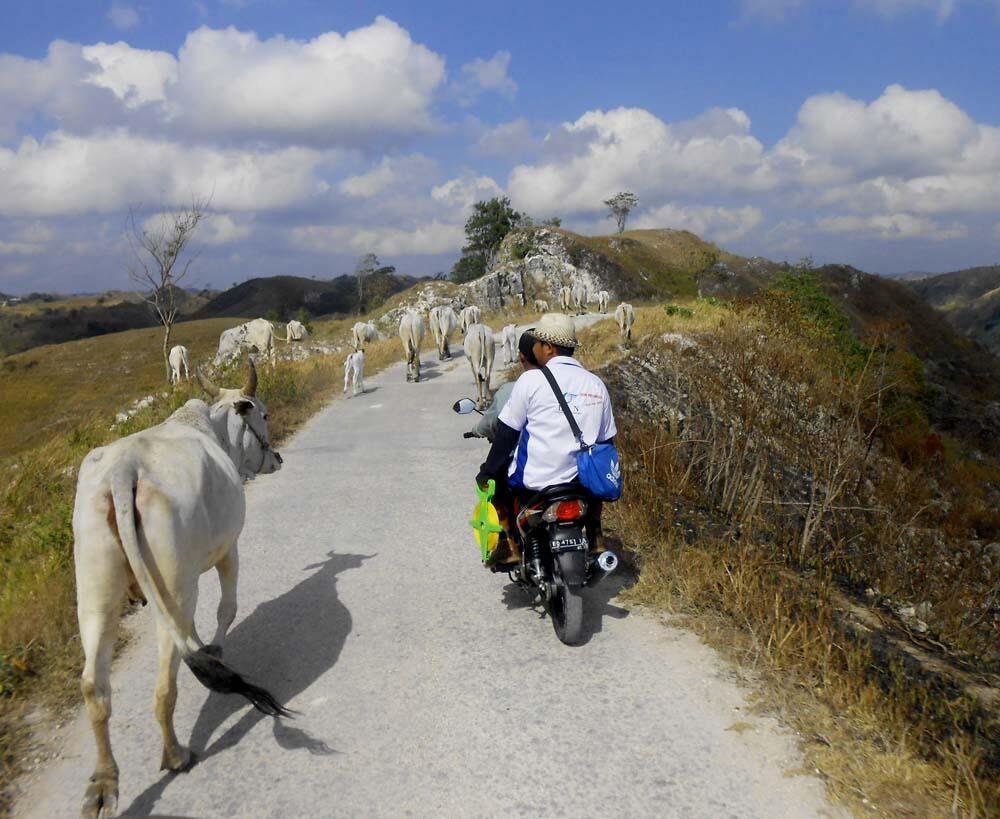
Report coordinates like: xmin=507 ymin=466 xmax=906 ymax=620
xmin=552 ymin=536 xmax=588 ymax=551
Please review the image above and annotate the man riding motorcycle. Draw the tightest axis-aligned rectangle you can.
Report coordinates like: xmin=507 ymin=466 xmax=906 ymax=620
xmin=476 ymin=313 xmax=617 ymax=567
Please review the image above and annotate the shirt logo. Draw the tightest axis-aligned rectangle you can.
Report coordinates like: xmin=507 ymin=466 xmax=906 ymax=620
xmin=606 ymin=460 xmax=621 ymax=488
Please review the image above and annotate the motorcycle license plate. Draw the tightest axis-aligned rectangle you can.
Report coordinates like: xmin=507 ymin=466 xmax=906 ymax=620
xmin=551 ymin=535 xmax=588 ymax=552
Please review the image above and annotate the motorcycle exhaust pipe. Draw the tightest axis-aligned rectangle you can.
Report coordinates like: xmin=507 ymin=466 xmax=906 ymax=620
xmin=587 ymin=551 xmax=619 ymax=586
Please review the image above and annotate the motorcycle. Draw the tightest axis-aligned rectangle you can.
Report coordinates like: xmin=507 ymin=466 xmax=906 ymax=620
xmin=453 ymin=397 xmax=619 ymax=645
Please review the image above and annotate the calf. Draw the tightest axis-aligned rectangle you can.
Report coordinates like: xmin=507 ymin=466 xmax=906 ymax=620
xmin=168 ymin=345 xmax=190 ymax=384
xmin=343 ymin=350 xmax=365 ymax=397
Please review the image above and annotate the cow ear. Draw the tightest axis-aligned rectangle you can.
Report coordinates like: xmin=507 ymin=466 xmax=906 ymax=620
xmin=234 ymin=399 xmax=254 ymax=416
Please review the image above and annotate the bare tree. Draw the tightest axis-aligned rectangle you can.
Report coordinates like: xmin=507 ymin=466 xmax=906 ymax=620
xmin=603 ymin=191 xmax=639 ymax=234
xmin=127 ymin=198 xmax=207 ymax=382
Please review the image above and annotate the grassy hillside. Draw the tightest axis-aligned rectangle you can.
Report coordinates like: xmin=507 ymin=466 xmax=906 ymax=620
xmin=908 ymin=265 xmax=1000 ymax=355
xmin=0 ymin=318 xmax=246 ymax=458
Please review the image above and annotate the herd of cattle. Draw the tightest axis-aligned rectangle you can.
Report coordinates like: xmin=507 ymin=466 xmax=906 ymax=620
xmin=67 ymin=287 xmax=638 ymax=817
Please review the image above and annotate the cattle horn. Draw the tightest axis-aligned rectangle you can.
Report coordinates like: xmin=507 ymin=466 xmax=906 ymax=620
xmin=196 ymin=369 xmax=220 ymax=398
xmin=243 ymin=357 xmax=258 ymax=397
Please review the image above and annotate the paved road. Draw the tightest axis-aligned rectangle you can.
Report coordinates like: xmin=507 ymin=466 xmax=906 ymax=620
xmin=18 ymin=324 xmax=839 ymax=818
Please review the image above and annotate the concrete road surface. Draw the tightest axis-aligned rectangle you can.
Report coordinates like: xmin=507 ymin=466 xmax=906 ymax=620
xmin=17 ymin=321 xmax=839 ymax=818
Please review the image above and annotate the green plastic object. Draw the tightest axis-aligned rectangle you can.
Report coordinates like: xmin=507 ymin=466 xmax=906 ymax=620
xmin=469 ymin=479 xmax=504 ymax=560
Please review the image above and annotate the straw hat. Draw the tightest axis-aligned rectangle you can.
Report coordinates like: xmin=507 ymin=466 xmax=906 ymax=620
xmin=527 ymin=313 xmax=578 ymax=349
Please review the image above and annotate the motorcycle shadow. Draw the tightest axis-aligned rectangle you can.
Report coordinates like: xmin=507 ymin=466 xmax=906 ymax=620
xmin=500 ymin=569 xmax=633 ymax=646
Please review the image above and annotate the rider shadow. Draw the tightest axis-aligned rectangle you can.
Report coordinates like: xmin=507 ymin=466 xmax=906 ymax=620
xmin=122 ymin=550 xmax=370 ymax=818
xmin=500 ymin=569 xmax=633 ymax=647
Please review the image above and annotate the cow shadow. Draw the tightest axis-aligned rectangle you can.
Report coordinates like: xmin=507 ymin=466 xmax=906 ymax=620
xmin=123 ymin=550 xmax=370 ymax=817
xmin=500 ymin=570 xmax=633 ymax=646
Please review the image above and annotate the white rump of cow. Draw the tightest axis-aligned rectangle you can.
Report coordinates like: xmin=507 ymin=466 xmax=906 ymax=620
xmin=429 ymin=305 xmax=458 ymax=360
xmin=572 ymin=283 xmax=588 ymax=314
xmin=286 ymin=319 xmax=308 ymax=342
xmin=464 ymin=323 xmax=495 ymax=410
xmin=72 ymin=359 xmax=287 ymax=819
xmin=214 ymin=318 xmax=277 ymax=369
xmin=615 ymin=302 xmax=636 ymax=347
xmin=344 ymin=350 xmax=365 ymax=397
xmin=459 ymin=305 xmax=482 ymax=334
xmin=597 ymin=290 xmax=610 ymax=313
xmin=500 ymin=324 xmax=518 ymax=365
xmin=399 ymin=311 xmax=424 ymax=383
xmin=168 ymin=345 xmax=190 ymax=384
xmin=533 ymin=299 xmax=549 ymax=313
xmin=351 ymin=321 xmax=378 ymax=352
xmin=559 ymin=286 xmax=572 ymax=312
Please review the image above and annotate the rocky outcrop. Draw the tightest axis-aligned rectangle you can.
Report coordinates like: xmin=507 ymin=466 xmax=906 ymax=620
xmin=466 ymin=229 xmax=626 ymax=311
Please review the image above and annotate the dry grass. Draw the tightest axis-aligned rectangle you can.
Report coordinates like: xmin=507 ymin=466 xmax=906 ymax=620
xmin=0 ymin=317 xmax=245 ymax=458
xmin=574 ymin=302 xmax=1000 ymax=817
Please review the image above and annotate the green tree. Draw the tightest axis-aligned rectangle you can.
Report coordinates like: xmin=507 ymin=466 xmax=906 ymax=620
xmin=354 ymin=253 xmax=378 ymax=314
xmin=450 ymin=196 xmax=521 ymax=282
xmin=603 ymin=191 xmax=638 ymax=234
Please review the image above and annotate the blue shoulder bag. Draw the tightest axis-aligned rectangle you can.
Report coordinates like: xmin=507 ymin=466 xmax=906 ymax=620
xmin=540 ymin=365 xmax=622 ymax=501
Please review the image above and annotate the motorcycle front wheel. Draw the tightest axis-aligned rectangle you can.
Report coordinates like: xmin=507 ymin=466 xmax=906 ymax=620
xmin=549 ymin=585 xmax=584 ymax=645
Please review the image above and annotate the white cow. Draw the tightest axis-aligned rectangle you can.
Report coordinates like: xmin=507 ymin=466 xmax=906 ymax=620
xmin=559 ymin=286 xmax=572 ymax=312
xmin=168 ymin=345 xmax=190 ymax=384
xmin=572 ymin=283 xmax=588 ymax=314
xmin=616 ymin=302 xmax=636 ymax=347
xmin=214 ymin=319 xmax=277 ymax=368
xmin=464 ymin=323 xmax=495 ymax=410
xmin=343 ymin=350 xmax=364 ymax=397
xmin=597 ymin=290 xmax=610 ymax=313
xmin=459 ymin=305 xmax=482 ymax=334
xmin=351 ymin=321 xmax=378 ymax=352
xmin=499 ymin=324 xmax=518 ymax=365
xmin=429 ymin=305 xmax=458 ymax=360
xmin=399 ymin=311 xmax=424 ymax=383
xmin=72 ymin=360 xmax=286 ymax=819
xmin=533 ymin=299 xmax=549 ymax=313
xmin=285 ymin=319 xmax=308 ymax=342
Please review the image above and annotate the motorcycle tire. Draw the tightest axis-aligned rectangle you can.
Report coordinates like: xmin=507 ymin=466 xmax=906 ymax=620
xmin=550 ymin=585 xmax=584 ymax=645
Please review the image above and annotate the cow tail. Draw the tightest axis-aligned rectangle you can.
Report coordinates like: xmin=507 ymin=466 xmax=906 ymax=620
xmin=109 ymin=466 xmax=291 ymax=718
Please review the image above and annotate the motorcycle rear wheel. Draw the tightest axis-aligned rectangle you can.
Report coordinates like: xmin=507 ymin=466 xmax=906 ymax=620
xmin=550 ymin=585 xmax=584 ymax=645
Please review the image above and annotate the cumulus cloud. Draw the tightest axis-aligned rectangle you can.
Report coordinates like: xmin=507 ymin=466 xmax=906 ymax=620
xmin=340 ymin=154 xmax=438 ymax=198
xmin=141 ymin=211 xmax=252 ymax=246
xmin=107 ymin=3 xmax=140 ymax=30
xmin=508 ymin=106 xmax=774 ymax=216
xmin=816 ymin=213 xmax=968 ymax=240
xmin=633 ymin=204 xmax=765 ymax=244
xmin=454 ymin=51 xmax=517 ymax=105
xmin=293 ymin=221 xmax=464 ymax=256
xmin=431 ymin=175 xmax=505 ymax=212
xmin=0 ymin=130 xmax=337 ymax=216
xmin=0 ymin=17 xmax=446 ymax=147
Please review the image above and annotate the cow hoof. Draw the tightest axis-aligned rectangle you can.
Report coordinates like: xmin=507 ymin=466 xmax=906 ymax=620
xmin=161 ymin=744 xmax=195 ymax=772
xmin=82 ymin=772 xmax=118 ymax=818
xmin=203 ymin=643 xmax=223 ymax=659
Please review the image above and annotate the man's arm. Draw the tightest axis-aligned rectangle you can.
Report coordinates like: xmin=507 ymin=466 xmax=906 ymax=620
xmin=477 ymin=421 xmax=520 ymax=486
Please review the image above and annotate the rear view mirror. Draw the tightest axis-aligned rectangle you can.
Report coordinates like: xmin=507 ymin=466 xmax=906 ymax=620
xmin=453 ymin=398 xmax=478 ymax=415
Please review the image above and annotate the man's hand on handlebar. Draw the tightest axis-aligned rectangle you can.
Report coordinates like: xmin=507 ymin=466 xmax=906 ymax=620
xmin=463 ymin=431 xmax=477 ymax=439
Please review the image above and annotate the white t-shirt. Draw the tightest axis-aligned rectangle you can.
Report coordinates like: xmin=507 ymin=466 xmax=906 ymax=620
xmin=499 ymin=356 xmax=617 ymax=490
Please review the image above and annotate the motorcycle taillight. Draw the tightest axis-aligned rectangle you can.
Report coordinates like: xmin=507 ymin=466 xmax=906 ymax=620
xmin=542 ymin=499 xmax=587 ymax=523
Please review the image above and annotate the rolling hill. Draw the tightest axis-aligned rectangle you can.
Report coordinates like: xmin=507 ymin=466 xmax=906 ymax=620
xmin=907 ymin=265 xmax=1000 ymax=356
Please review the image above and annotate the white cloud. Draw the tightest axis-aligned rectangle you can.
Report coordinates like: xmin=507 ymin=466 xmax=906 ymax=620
xmin=455 ymin=51 xmax=517 ymax=105
xmin=472 ymin=118 xmax=537 ymax=159
xmin=633 ymin=204 xmax=765 ymax=244
xmin=141 ymin=211 xmax=252 ymax=246
xmin=0 ymin=18 xmax=446 ymax=147
xmin=508 ymin=106 xmax=774 ymax=216
xmin=431 ymin=175 xmax=504 ymax=212
xmin=172 ymin=19 xmax=445 ymax=144
xmin=107 ymin=3 xmax=140 ymax=30
xmin=293 ymin=221 xmax=464 ymax=256
xmin=82 ymin=42 xmax=177 ymax=109
xmin=0 ymin=130 xmax=336 ymax=216
xmin=816 ymin=213 xmax=968 ymax=240
xmin=0 ymin=240 xmax=45 ymax=255
xmin=340 ymin=154 xmax=438 ymax=198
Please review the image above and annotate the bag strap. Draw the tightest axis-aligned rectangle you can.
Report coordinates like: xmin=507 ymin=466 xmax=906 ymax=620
xmin=539 ymin=365 xmax=587 ymax=448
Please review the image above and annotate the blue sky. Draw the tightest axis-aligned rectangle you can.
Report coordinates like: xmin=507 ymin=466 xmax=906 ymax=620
xmin=1 ymin=0 xmax=999 ymax=294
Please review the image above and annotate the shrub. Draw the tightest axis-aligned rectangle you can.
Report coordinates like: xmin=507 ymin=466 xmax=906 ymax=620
xmin=664 ymin=304 xmax=693 ymax=318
